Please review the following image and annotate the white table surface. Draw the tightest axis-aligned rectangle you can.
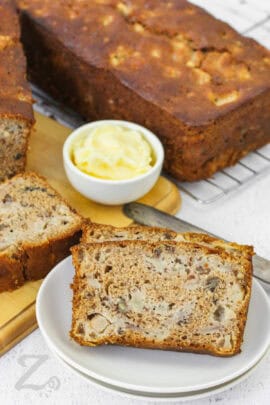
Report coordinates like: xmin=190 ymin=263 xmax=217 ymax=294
xmin=1 ymin=1 xmax=270 ymax=404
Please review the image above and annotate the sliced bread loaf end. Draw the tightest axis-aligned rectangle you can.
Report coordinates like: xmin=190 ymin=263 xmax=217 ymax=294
xmin=0 ymin=0 xmax=34 ymax=181
xmin=0 ymin=172 xmax=83 ymax=291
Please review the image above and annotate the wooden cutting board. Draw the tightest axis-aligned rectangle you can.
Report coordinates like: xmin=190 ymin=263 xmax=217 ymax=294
xmin=0 ymin=112 xmax=181 ymax=356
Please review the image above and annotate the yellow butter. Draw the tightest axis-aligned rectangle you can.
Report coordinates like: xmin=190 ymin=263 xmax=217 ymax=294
xmin=71 ymin=125 xmax=153 ymax=180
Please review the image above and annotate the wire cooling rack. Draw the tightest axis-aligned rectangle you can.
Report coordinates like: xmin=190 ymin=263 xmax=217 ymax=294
xmin=32 ymin=0 xmax=270 ymax=204
xmin=174 ymin=148 xmax=270 ymax=204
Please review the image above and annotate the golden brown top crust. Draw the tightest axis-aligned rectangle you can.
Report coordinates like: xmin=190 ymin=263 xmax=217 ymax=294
xmin=0 ymin=0 xmax=33 ymax=122
xmin=17 ymin=0 xmax=270 ymax=125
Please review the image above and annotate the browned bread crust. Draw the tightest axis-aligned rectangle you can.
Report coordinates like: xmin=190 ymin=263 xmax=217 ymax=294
xmin=71 ymin=239 xmax=253 ymax=356
xmin=17 ymin=0 xmax=270 ymax=181
xmin=0 ymin=247 xmax=25 ymax=291
xmin=0 ymin=172 xmax=83 ymax=292
xmin=0 ymin=0 xmax=34 ymax=181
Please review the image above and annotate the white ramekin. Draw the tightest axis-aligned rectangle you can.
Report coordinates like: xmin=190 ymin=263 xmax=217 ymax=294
xmin=63 ymin=120 xmax=164 ymax=205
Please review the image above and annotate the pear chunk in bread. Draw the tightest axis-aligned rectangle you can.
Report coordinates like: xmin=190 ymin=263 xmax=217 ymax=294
xmin=71 ymin=240 xmax=253 ymax=356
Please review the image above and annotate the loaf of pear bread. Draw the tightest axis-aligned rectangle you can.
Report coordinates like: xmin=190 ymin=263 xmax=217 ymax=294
xmin=16 ymin=0 xmax=270 ymax=181
xmin=0 ymin=0 xmax=34 ymax=182
xmin=0 ymin=172 xmax=83 ymax=292
xmin=71 ymin=237 xmax=253 ymax=356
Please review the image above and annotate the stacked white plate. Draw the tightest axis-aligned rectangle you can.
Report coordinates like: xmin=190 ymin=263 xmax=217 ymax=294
xmin=36 ymin=257 xmax=270 ymax=402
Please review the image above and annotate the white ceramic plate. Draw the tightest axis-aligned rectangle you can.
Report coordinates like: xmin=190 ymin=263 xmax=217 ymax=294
xmin=50 ymin=345 xmax=268 ymax=403
xmin=36 ymin=256 xmax=270 ymax=394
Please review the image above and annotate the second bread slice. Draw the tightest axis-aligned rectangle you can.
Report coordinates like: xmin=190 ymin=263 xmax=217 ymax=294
xmin=81 ymin=222 xmax=253 ymax=259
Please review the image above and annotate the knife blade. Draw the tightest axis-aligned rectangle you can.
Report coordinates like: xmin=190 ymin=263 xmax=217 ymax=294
xmin=124 ymin=202 xmax=270 ymax=286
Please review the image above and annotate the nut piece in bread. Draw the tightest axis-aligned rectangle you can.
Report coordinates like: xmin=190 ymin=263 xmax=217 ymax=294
xmin=0 ymin=172 xmax=83 ymax=292
xmin=71 ymin=239 xmax=253 ymax=356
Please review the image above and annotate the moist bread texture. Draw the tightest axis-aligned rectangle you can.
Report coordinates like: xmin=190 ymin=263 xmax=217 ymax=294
xmin=0 ymin=0 xmax=34 ymax=182
xmin=71 ymin=239 xmax=253 ymax=356
xmin=17 ymin=0 xmax=270 ymax=181
xmin=0 ymin=172 xmax=83 ymax=292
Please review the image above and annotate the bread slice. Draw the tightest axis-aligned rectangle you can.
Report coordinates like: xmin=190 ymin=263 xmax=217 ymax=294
xmin=0 ymin=0 xmax=34 ymax=182
xmin=81 ymin=222 xmax=178 ymax=243
xmin=71 ymin=240 xmax=253 ymax=356
xmin=0 ymin=172 xmax=83 ymax=292
xmin=81 ymin=222 xmax=252 ymax=259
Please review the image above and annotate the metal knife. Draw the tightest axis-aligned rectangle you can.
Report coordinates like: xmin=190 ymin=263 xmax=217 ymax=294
xmin=124 ymin=202 xmax=270 ymax=287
